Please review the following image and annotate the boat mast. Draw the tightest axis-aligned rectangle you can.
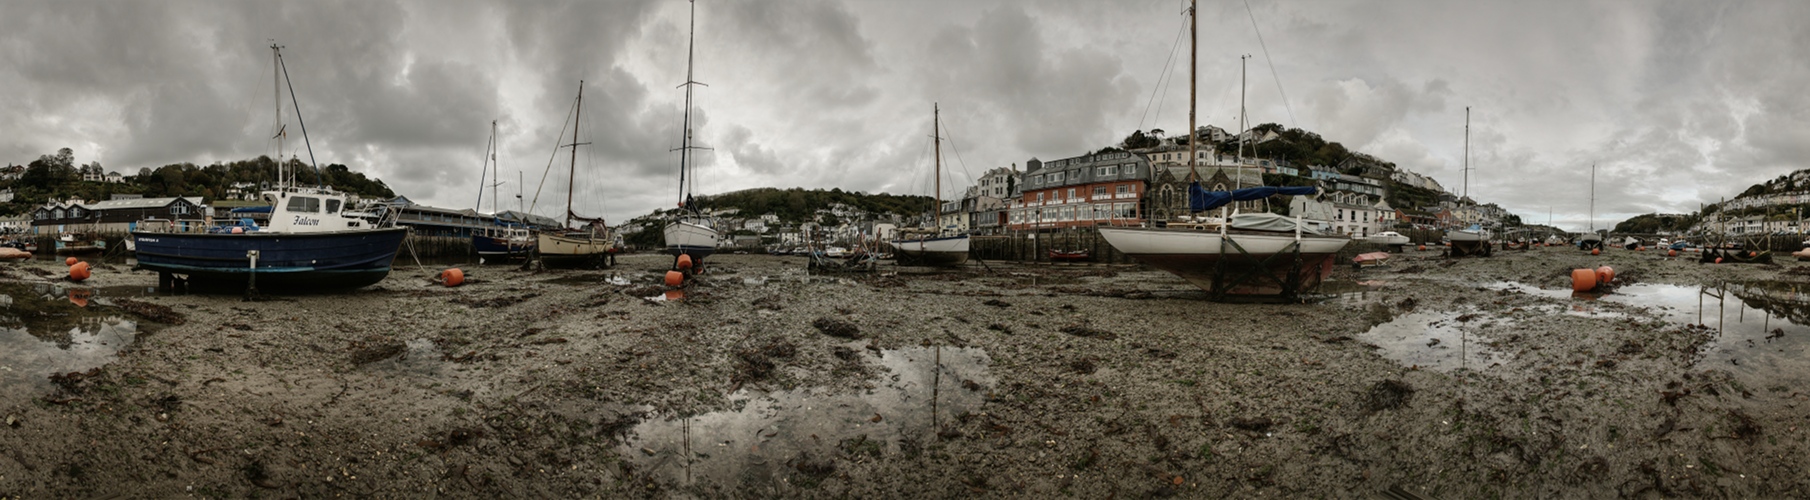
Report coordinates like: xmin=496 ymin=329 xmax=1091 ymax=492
xmin=1237 ymin=53 xmax=1249 ymax=191
xmin=1589 ymin=163 xmax=1596 ymax=233
xmin=490 ymin=120 xmax=499 ymax=214
xmin=1463 ymin=106 xmax=1470 ymax=201
xmin=933 ymin=103 xmax=943 ymax=232
xmin=272 ymin=42 xmax=284 ymax=188
xmin=1186 ymin=0 xmax=1197 ymax=182
xmin=674 ymin=0 xmax=709 ymax=209
xmin=566 ymin=82 xmax=584 ymax=229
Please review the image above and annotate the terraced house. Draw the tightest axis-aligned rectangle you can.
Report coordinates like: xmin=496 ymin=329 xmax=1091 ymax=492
xmin=1007 ymin=152 xmax=1148 ymax=230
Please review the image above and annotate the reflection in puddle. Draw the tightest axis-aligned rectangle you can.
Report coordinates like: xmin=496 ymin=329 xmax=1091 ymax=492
xmin=645 ymin=290 xmax=686 ymax=302
xmin=1602 ymin=282 xmax=1810 ymax=386
xmin=1359 ymin=311 xmax=1507 ymax=371
xmin=0 ymin=318 xmax=138 ymax=401
xmin=623 ymin=346 xmax=993 ymax=492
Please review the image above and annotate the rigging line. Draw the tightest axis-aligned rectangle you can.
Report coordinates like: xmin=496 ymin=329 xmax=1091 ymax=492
xmin=939 ymin=119 xmax=977 ymax=192
xmin=275 ymin=49 xmax=322 ymax=188
xmin=528 ymin=93 xmax=580 ymax=217
xmin=1242 ymin=0 xmax=1298 ymax=128
xmin=1138 ymin=16 xmax=1190 ymax=132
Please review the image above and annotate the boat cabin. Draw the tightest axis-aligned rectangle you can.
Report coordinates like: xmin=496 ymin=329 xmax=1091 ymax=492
xmin=260 ymin=188 xmax=371 ymax=233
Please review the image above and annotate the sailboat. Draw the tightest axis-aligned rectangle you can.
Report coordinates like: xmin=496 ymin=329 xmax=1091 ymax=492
xmin=1445 ymin=106 xmax=1492 ymax=256
xmin=471 ymin=120 xmax=536 ymax=260
xmin=662 ymin=0 xmax=719 ymax=270
xmin=534 ymin=82 xmax=615 ymax=269
xmin=1097 ymin=0 xmax=1348 ymax=297
xmin=132 ymin=43 xmax=409 ymax=290
xmin=889 ymin=104 xmax=971 ymax=267
xmin=1575 ymin=163 xmax=1604 ymax=250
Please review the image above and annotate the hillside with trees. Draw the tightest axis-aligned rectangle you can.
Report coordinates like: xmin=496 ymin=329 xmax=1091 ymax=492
xmin=2 ymin=147 xmax=393 ymax=214
xmin=1613 ymin=213 xmax=1702 ymax=234
xmin=698 ymin=188 xmax=932 ymax=223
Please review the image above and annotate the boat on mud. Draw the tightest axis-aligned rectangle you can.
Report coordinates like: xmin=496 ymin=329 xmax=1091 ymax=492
xmin=1049 ymin=248 xmax=1091 ymax=262
xmin=1365 ymin=231 xmax=1410 ymax=247
xmin=890 ymin=104 xmax=969 ymax=267
xmin=663 ymin=0 xmax=719 ymax=271
xmin=533 ymin=82 xmax=614 ymax=270
xmin=131 ymin=43 xmax=408 ymax=291
xmin=53 ymin=234 xmax=106 ymax=256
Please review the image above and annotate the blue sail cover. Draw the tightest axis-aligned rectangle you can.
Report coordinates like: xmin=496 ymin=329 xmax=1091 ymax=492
xmin=1188 ymin=182 xmax=1319 ymax=212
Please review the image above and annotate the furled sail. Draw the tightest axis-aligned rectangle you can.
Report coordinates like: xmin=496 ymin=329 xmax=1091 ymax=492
xmin=1188 ymin=182 xmax=1319 ymax=212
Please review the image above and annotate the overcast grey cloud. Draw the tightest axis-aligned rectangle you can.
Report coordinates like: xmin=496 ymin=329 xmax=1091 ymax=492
xmin=3 ymin=0 xmax=1806 ymax=231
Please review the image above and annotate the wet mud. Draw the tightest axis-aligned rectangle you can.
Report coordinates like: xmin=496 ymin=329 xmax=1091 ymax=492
xmin=2 ymin=247 xmax=1809 ymax=497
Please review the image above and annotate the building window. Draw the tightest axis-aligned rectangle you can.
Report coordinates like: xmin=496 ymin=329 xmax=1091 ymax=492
xmin=1050 ymin=172 xmax=1063 ymax=183
xmin=1031 ymin=175 xmax=1043 ymax=185
xmin=1125 ymin=165 xmax=1137 ymax=176
xmin=1116 ymin=185 xmax=1130 ymax=196
xmin=1067 ymin=188 xmax=1077 ymax=201
xmin=1093 ymin=186 xmax=1107 ymax=198
xmin=1114 ymin=202 xmax=1136 ymax=219
xmin=1036 ymin=193 xmax=1044 ymax=204
xmin=53 ymin=209 xmax=64 ymax=219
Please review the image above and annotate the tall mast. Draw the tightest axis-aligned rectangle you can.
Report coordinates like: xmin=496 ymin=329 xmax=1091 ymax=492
xmin=933 ymin=103 xmax=943 ymax=230
xmin=1463 ymin=106 xmax=1470 ymax=200
xmin=490 ymin=120 xmax=499 ymax=214
xmin=272 ymin=42 xmax=284 ymax=187
xmin=567 ymin=82 xmax=584 ymax=229
xmin=1589 ymin=163 xmax=1596 ymax=232
xmin=1237 ymin=54 xmax=1249 ymax=190
xmin=674 ymin=0 xmax=709 ymax=207
xmin=1186 ymin=0 xmax=1197 ymax=182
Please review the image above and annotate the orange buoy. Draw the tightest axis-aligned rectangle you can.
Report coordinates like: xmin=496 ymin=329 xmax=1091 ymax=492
xmin=1571 ymin=268 xmax=1598 ymax=292
xmin=69 ymin=261 xmax=90 ymax=281
xmin=675 ymin=254 xmax=693 ymax=270
xmin=65 ymin=256 xmax=77 ymax=266
xmin=1668 ymin=249 xmax=1678 ymax=257
xmin=440 ymin=268 xmax=464 ymax=287
xmin=1417 ymin=245 xmax=1426 ymax=251
xmin=1715 ymin=257 xmax=1723 ymax=264
xmin=1591 ymin=248 xmax=1601 ymax=255
xmin=1596 ymin=266 xmax=1615 ymax=284
xmin=663 ymin=290 xmax=685 ymax=301
xmin=1636 ymin=246 xmax=1645 ymax=251
xmin=231 ymin=226 xmax=245 ymax=234
xmin=664 ymin=270 xmax=684 ymax=287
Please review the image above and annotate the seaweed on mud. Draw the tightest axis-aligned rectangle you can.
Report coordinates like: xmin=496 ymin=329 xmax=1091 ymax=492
xmin=987 ymin=323 xmax=1013 ymax=334
xmin=350 ymin=342 xmax=406 ymax=365
xmin=114 ymin=298 xmax=187 ymax=325
xmin=1059 ymin=325 xmax=1117 ymax=340
xmin=453 ymin=293 xmax=540 ymax=308
xmin=812 ymin=317 xmax=861 ymax=339
xmin=1067 ymin=357 xmax=1097 ymax=374
xmin=1726 ymin=410 xmax=1761 ymax=440
xmin=982 ymin=298 xmax=1011 ymax=307
xmin=1229 ymin=416 xmax=1273 ymax=433
xmin=1365 ymin=379 xmax=1414 ymax=412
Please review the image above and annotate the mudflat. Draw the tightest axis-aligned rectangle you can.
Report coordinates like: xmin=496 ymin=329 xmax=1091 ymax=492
xmin=3 ymin=247 xmax=1808 ymax=497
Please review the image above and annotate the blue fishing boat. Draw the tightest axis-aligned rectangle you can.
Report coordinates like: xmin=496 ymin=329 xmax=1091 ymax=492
xmin=131 ymin=43 xmax=408 ymax=291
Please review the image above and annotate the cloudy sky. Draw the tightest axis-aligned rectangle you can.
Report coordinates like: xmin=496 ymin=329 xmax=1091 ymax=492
xmin=2 ymin=0 xmax=1805 ymax=231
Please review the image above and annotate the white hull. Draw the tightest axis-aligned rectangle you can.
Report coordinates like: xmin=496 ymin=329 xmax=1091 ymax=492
xmin=889 ymin=235 xmax=969 ymax=266
xmin=663 ymin=220 xmax=718 ymax=254
xmin=1098 ymin=226 xmax=1351 ymax=295
xmin=1098 ymin=227 xmax=1351 ymax=256
xmin=1447 ymin=229 xmax=1491 ymax=243
xmin=1365 ymin=233 xmax=1410 ymax=246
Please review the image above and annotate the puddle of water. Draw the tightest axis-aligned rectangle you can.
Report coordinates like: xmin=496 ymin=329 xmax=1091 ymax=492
xmin=0 ymin=317 xmax=138 ymax=401
xmin=1316 ymin=280 xmax=1389 ymax=307
xmin=607 ymin=275 xmax=632 ymax=286
xmin=644 ymin=290 xmax=686 ymax=302
xmin=1358 ymin=311 xmax=1509 ymax=372
xmin=741 ymin=277 xmax=768 ymax=286
xmin=622 ymin=346 xmax=994 ymax=491
xmin=1597 ymin=282 xmax=1810 ymax=386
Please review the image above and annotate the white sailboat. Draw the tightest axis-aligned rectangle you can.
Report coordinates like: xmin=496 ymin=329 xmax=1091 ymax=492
xmin=889 ymin=104 xmax=971 ymax=266
xmin=1097 ymin=0 xmax=1348 ymax=297
xmin=536 ymin=82 xmax=614 ymax=269
xmin=662 ymin=0 xmax=719 ymax=269
xmin=1445 ymin=106 xmax=1492 ymax=254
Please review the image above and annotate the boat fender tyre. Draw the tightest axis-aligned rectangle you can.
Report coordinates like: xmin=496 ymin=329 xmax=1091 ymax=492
xmin=1571 ymin=269 xmax=1597 ymax=292
xmin=440 ymin=268 xmax=464 ymax=287
xmin=69 ymin=262 xmax=91 ymax=282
